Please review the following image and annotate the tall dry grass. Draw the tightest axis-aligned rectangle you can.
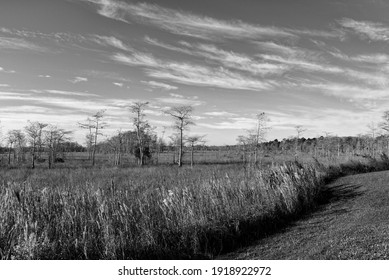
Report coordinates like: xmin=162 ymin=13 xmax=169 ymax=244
xmin=1 ymin=155 xmax=388 ymax=259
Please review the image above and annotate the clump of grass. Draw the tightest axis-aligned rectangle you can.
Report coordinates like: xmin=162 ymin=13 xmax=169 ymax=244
xmin=1 ymin=155 xmax=389 ymax=259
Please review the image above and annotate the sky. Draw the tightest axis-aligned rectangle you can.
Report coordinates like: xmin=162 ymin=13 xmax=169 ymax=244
xmin=1 ymin=0 xmax=389 ymax=145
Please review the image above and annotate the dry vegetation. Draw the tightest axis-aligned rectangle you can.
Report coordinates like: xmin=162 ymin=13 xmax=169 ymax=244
xmin=1 ymin=153 xmax=389 ymax=260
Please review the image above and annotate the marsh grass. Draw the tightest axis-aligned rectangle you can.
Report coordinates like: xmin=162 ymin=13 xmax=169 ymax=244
xmin=1 ymin=155 xmax=389 ymax=259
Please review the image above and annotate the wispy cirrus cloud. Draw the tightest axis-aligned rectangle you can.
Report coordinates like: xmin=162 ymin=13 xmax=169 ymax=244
xmin=203 ymin=111 xmax=238 ymax=117
xmin=155 ymin=93 xmax=203 ymax=106
xmin=69 ymin=76 xmax=88 ymax=83
xmin=330 ymin=51 xmax=389 ymax=65
xmin=82 ymin=0 xmax=342 ymax=41
xmin=144 ymin=36 xmax=191 ymax=54
xmin=112 ymin=52 xmax=159 ymax=67
xmin=81 ymin=0 xmax=296 ymax=40
xmin=112 ymin=52 xmax=273 ymax=91
xmin=146 ymin=63 xmax=273 ymax=91
xmin=198 ymin=117 xmax=257 ymax=130
xmin=92 ymin=35 xmax=133 ymax=52
xmin=300 ymin=82 xmax=389 ymax=106
xmin=0 ymin=36 xmax=47 ymax=52
xmin=253 ymin=41 xmax=346 ymax=75
xmin=1 ymin=27 xmax=79 ymax=42
xmin=351 ymin=53 xmax=389 ymax=64
xmin=145 ymin=37 xmax=288 ymax=76
xmin=259 ymin=54 xmax=343 ymax=74
xmin=193 ymin=43 xmax=288 ymax=75
xmin=255 ymin=41 xmax=300 ymax=56
xmin=46 ymin=89 xmax=99 ymax=97
xmin=343 ymin=69 xmax=389 ymax=86
xmin=338 ymin=18 xmax=389 ymax=41
xmin=83 ymin=70 xmax=132 ymax=83
xmin=142 ymin=80 xmax=178 ymax=90
xmin=0 ymin=89 xmax=130 ymax=114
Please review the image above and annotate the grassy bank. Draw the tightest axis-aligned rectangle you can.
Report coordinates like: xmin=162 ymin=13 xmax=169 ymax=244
xmin=1 ymin=155 xmax=389 ymax=259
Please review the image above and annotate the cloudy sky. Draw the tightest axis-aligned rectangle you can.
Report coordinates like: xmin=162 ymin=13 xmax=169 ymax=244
xmin=1 ymin=0 xmax=389 ymax=145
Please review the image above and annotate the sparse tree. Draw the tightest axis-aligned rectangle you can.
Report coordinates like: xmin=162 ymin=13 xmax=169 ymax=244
xmin=44 ymin=125 xmax=71 ymax=169
xmin=367 ymin=122 xmax=378 ymax=157
xmin=6 ymin=130 xmax=18 ymax=165
xmin=246 ymin=112 xmax=269 ymax=165
xmin=379 ymin=111 xmax=389 ymax=154
xmin=106 ymin=130 xmax=124 ymax=166
xmin=165 ymin=105 xmax=194 ymax=167
xmin=9 ymin=130 xmax=26 ymax=165
xmin=129 ymin=102 xmax=150 ymax=166
xmin=236 ymin=135 xmax=249 ymax=163
xmin=25 ymin=121 xmax=48 ymax=169
xmin=85 ymin=124 xmax=94 ymax=160
xmin=168 ymin=133 xmax=180 ymax=164
xmin=186 ymin=135 xmax=206 ymax=167
xmin=79 ymin=110 xmax=106 ymax=166
xmin=294 ymin=125 xmax=306 ymax=158
xmin=155 ymin=126 xmax=167 ymax=165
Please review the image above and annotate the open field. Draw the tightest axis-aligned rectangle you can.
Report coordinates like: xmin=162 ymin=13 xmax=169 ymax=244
xmin=1 ymin=153 xmax=389 ymax=259
xmin=0 ymin=149 xmax=370 ymax=168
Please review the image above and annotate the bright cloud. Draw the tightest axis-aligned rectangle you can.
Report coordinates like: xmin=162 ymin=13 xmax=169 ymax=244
xmin=70 ymin=76 xmax=88 ymax=83
xmin=141 ymin=80 xmax=178 ymax=90
xmin=92 ymin=35 xmax=133 ymax=52
xmin=339 ymin=18 xmax=389 ymax=41
xmin=155 ymin=93 xmax=203 ymax=106
xmin=113 ymin=82 xmax=124 ymax=87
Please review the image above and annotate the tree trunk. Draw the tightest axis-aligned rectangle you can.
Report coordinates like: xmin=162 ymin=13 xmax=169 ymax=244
xmin=92 ymin=129 xmax=98 ymax=166
xmin=387 ymin=137 xmax=389 ymax=155
xmin=31 ymin=152 xmax=35 ymax=169
xmin=48 ymin=149 xmax=52 ymax=169
xmin=190 ymin=145 xmax=194 ymax=168
xmin=8 ymin=144 xmax=12 ymax=165
xmin=178 ymin=128 xmax=183 ymax=167
xmin=137 ymin=138 xmax=143 ymax=166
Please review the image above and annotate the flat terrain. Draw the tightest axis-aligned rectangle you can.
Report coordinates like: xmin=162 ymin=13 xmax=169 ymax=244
xmin=221 ymin=170 xmax=389 ymax=259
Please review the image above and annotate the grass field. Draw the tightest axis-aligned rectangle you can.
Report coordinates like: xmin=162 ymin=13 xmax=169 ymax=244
xmin=1 ymin=152 xmax=389 ymax=259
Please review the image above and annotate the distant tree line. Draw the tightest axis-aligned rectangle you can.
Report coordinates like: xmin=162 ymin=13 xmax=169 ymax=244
xmin=2 ymin=107 xmax=389 ymax=168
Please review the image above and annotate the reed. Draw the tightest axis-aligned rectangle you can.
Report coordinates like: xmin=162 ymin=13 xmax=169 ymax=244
xmin=1 ymin=155 xmax=388 ymax=259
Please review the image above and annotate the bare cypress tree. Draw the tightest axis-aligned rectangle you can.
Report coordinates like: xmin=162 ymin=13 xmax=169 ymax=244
xmin=129 ymin=102 xmax=150 ymax=166
xmin=25 ymin=121 xmax=48 ymax=169
xmin=236 ymin=135 xmax=249 ymax=163
xmin=11 ymin=130 xmax=26 ymax=165
xmin=107 ymin=130 xmax=124 ymax=166
xmin=367 ymin=121 xmax=378 ymax=157
xmin=294 ymin=125 xmax=306 ymax=159
xmin=380 ymin=111 xmax=389 ymax=154
xmin=44 ymin=125 xmax=71 ymax=169
xmin=79 ymin=110 xmax=106 ymax=166
xmin=6 ymin=130 xmax=17 ymax=165
xmin=246 ymin=112 xmax=269 ymax=165
xmin=165 ymin=106 xmax=194 ymax=167
xmin=186 ymin=135 xmax=206 ymax=167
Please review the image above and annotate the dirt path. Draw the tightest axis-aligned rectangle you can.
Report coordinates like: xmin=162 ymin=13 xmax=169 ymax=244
xmin=220 ymin=171 xmax=389 ymax=259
